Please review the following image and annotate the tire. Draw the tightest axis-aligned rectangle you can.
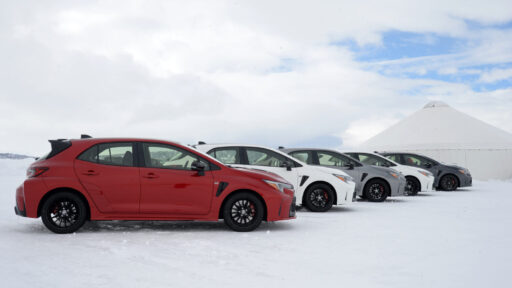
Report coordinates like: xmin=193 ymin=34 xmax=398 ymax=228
xmin=439 ymin=174 xmax=458 ymax=191
xmin=405 ymin=176 xmax=421 ymax=196
xmin=364 ymin=179 xmax=389 ymax=202
xmin=303 ymin=183 xmax=335 ymax=212
xmin=41 ymin=192 xmax=87 ymax=234
xmin=223 ymin=192 xmax=264 ymax=232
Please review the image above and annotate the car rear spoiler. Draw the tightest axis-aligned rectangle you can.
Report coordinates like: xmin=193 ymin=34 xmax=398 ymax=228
xmin=47 ymin=139 xmax=72 ymax=159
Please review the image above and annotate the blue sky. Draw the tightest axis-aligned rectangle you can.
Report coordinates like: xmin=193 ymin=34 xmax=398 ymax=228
xmin=334 ymin=23 xmax=512 ymax=92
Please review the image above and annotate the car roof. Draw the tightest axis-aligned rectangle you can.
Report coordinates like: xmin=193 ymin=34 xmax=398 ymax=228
xmin=70 ymin=137 xmax=182 ymax=145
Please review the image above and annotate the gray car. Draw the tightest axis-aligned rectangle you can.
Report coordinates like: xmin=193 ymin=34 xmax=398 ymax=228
xmin=378 ymin=152 xmax=472 ymax=191
xmin=280 ymin=148 xmax=407 ymax=202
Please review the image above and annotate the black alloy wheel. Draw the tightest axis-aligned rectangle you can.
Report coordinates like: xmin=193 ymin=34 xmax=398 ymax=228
xmin=304 ymin=183 xmax=334 ymax=212
xmin=364 ymin=179 xmax=389 ymax=202
xmin=405 ymin=176 xmax=421 ymax=196
xmin=41 ymin=192 xmax=87 ymax=234
xmin=440 ymin=174 xmax=458 ymax=191
xmin=223 ymin=192 xmax=264 ymax=232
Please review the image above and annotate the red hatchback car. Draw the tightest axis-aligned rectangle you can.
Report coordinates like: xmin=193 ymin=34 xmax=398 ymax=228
xmin=15 ymin=136 xmax=296 ymax=233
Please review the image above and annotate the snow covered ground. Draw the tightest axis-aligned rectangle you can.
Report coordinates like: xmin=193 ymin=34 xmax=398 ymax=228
xmin=1 ymin=158 xmax=511 ymax=288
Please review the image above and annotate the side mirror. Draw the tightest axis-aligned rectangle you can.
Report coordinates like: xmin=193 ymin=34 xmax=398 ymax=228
xmin=191 ymin=160 xmax=206 ymax=176
xmin=346 ymin=163 xmax=355 ymax=170
xmin=281 ymin=161 xmax=293 ymax=171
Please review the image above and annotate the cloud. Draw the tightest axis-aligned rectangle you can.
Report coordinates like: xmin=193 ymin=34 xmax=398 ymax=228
xmin=1 ymin=1 xmax=512 ymax=155
xmin=479 ymin=68 xmax=512 ymax=83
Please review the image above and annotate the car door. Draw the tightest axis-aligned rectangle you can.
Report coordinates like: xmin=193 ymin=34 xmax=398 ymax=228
xmin=75 ymin=142 xmax=140 ymax=214
xmin=139 ymin=142 xmax=214 ymax=215
xmin=242 ymin=147 xmax=300 ymax=189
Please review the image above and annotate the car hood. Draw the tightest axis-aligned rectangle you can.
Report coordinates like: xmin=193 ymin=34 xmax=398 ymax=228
xmin=307 ymin=165 xmax=349 ymax=176
xmin=231 ymin=167 xmax=290 ymax=184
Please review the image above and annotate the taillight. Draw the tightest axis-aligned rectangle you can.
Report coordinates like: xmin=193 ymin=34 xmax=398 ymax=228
xmin=27 ymin=167 xmax=49 ymax=178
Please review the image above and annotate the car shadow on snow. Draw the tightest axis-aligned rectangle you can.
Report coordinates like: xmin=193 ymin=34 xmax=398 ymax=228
xmin=13 ymin=219 xmax=296 ymax=234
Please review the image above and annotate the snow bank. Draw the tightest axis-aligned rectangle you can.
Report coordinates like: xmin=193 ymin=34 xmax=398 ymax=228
xmin=0 ymin=159 xmax=510 ymax=287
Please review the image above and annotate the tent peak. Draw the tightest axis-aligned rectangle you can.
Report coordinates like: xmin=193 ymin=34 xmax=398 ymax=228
xmin=423 ymin=101 xmax=449 ymax=109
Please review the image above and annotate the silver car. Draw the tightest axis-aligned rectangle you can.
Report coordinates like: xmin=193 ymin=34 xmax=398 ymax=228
xmin=280 ymin=148 xmax=407 ymax=202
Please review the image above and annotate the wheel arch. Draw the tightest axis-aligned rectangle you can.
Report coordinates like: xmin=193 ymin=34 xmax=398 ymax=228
xmin=37 ymin=187 xmax=91 ymax=219
xmin=303 ymin=181 xmax=338 ymax=205
xmin=218 ymin=189 xmax=268 ymax=221
xmin=363 ymin=177 xmax=391 ymax=196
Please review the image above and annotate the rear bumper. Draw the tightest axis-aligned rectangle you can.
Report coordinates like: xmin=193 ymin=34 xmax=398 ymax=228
xmin=14 ymin=205 xmax=26 ymax=217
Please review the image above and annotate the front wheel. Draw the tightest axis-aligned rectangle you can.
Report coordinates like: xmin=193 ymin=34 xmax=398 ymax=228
xmin=405 ymin=176 xmax=421 ymax=196
xmin=41 ymin=192 xmax=87 ymax=234
xmin=303 ymin=183 xmax=334 ymax=212
xmin=364 ymin=179 xmax=389 ymax=202
xmin=223 ymin=192 xmax=264 ymax=232
xmin=439 ymin=174 xmax=458 ymax=191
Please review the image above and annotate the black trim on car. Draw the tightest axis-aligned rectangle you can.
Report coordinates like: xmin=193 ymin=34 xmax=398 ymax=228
xmin=216 ymin=182 xmax=229 ymax=197
xmin=361 ymin=173 xmax=368 ymax=182
xmin=300 ymin=175 xmax=309 ymax=187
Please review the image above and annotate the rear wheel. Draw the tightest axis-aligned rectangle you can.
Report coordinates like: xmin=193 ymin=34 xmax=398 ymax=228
xmin=303 ymin=183 xmax=334 ymax=212
xmin=405 ymin=176 xmax=421 ymax=196
xmin=41 ymin=192 xmax=87 ymax=234
xmin=223 ymin=192 xmax=264 ymax=232
xmin=364 ymin=179 xmax=389 ymax=202
xmin=440 ymin=174 xmax=458 ymax=191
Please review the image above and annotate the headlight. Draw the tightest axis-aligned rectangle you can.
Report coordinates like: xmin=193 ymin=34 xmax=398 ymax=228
xmin=262 ymin=179 xmax=293 ymax=193
xmin=418 ymin=170 xmax=433 ymax=177
xmin=458 ymin=169 xmax=466 ymax=174
xmin=333 ymin=174 xmax=353 ymax=183
xmin=388 ymin=172 xmax=399 ymax=178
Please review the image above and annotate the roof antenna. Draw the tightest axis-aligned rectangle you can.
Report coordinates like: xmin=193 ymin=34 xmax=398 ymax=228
xmin=198 ymin=141 xmax=206 ymax=145
xmin=81 ymin=134 xmax=92 ymax=139
xmin=278 ymin=146 xmax=285 ymax=149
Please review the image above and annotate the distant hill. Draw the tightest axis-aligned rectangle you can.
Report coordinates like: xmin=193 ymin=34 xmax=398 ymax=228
xmin=0 ymin=153 xmax=35 ymax=160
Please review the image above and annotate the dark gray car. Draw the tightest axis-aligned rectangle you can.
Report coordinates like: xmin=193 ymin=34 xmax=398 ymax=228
xmin=280 ymin=148 xmax=407 ymax=202
xmin=378 ymin=152 xmax=472 ymax=191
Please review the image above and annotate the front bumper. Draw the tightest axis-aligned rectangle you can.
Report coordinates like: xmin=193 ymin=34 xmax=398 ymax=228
xmin=423 ymin=176 xmax=435 ymax=192
xmin=459 ymin=174 xmax=473 ymax=187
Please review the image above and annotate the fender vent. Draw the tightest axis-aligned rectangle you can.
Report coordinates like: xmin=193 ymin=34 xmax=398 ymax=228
xmin=216 ymin=182 xmax=229 ymax=197
xmin=361 ymin=173 xmax=368 ymax=182
xmin=300 ymin=176 xmax=309 ymax=187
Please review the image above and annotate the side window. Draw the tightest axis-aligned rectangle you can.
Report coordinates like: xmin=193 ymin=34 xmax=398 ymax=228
xmin=208 ymin=148 xmax=240 ymax=164
xmin=358 ymin=154 xmax=392 ymax=167
xmin=77 ymin=143 xmax=134 ymax=167
xmin=289 ymin=151 xmax=312 ymax=164
xmin=246 ymin=148 xmax=287 ymax=167
xmin=404 ymin=154 xmax=430 ymax=167
xmin=386 ymin=154 xmax=402 ymax=163
xmin=98 ymin=143 xmax=134 ymax=166
xmin=317 ymin=151 xmax=348 ymax=167
xmin=143 ymin=143 xmax=207 ymax=170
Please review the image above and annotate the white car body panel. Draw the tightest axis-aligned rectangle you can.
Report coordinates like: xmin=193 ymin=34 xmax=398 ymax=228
xmin=195 ymin=144 xmax=356 ymax=206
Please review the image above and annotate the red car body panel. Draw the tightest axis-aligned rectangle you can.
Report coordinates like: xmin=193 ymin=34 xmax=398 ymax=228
xmin=15 ymin=138 xmax=296 ymax=223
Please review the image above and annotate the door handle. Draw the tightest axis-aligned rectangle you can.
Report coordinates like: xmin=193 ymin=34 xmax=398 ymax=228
xmin=82 ymin=170 xmax=98 ymax=176
xmin=143 ymin=172 xmax=159 ymax=179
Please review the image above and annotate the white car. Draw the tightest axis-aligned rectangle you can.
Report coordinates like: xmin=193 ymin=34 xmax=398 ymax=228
xmin=194 ymin=143 xmax=356 ymax=212
xmin=344 ymin=152 xmax=435 ymax=195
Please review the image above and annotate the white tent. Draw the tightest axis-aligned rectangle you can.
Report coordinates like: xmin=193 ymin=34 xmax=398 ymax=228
xmin=361 ymin=101 xmax=512 ymax=180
